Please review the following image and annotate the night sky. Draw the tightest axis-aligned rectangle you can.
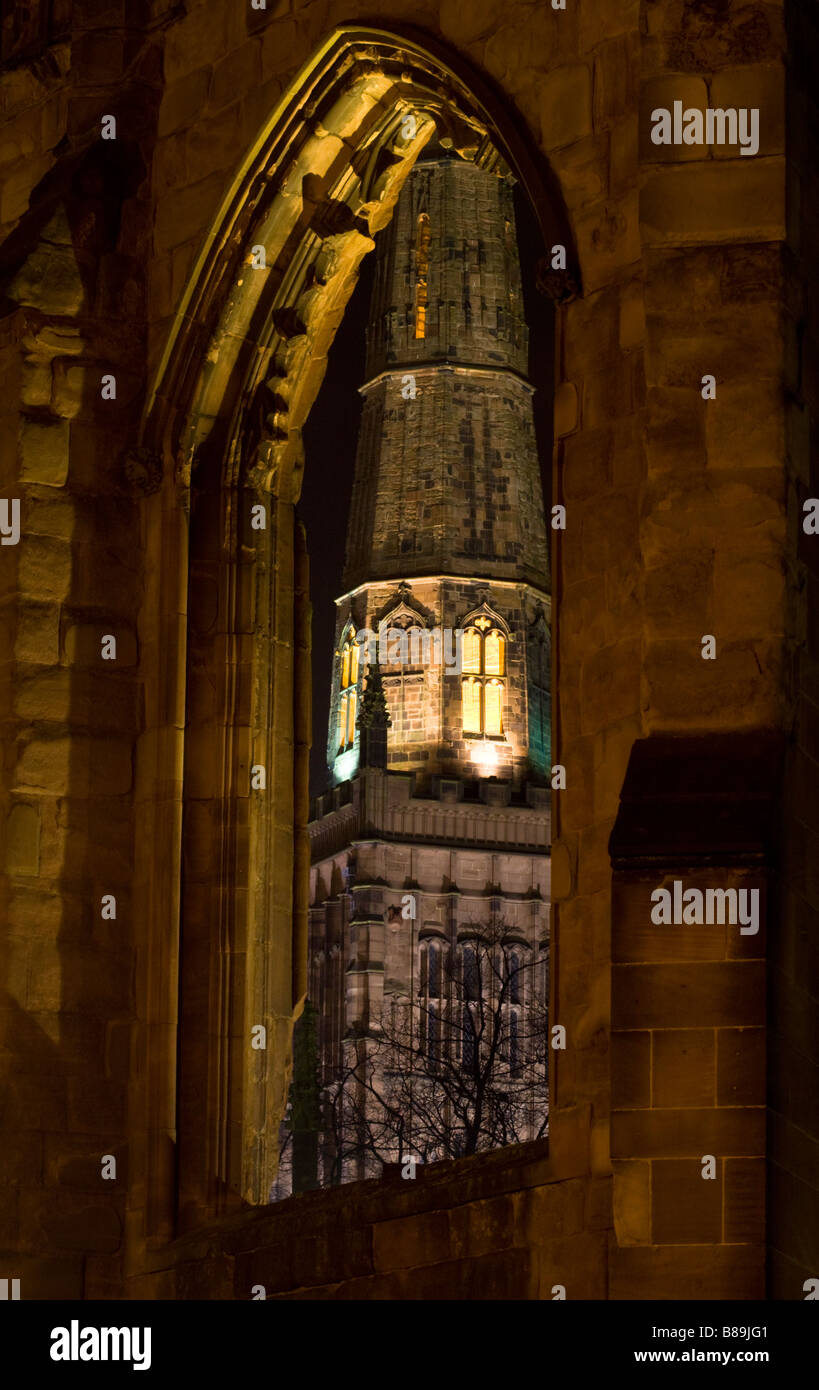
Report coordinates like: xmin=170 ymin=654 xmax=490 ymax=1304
xmin=298 ymin=180 xmax=554 ymax=800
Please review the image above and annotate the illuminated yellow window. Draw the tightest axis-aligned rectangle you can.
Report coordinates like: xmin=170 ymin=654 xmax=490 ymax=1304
xmin=415 ymin=212 xmax=430 ymax=339
xmin=460 ymin=616 xmax=506 ymax=736
xmin=484 ymin=680 xmax=503 ymax=736
xmin=346 ymin=689 xmax=357 ymax=746
xmin=485 ymin=630 xmax=505 ymax=676
xmin=462 ymin=678 xmax=482 ymax=733
xmin=341 ymin=644 xmax=351 ymax=689
xmin=338 ymin=693 xmax=348 ymax=750
xmin=349 ymin=641 xmax=359 ymax=686
xmin=462 ymin=628 xmax=481 ymax=674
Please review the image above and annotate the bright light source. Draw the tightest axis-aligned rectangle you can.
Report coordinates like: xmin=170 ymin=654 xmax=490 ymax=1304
xmin=472 ymin=741 xmax=498 ymax=773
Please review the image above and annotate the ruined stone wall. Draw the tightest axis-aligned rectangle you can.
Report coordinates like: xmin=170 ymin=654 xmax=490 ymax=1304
xmin=0 ymin=0 xmax=806 ymax=1300
xmin=773 ymin=0 xmax=819 ymax=1298
xmin=127 ymin=1136 xmax=609 ymax=1300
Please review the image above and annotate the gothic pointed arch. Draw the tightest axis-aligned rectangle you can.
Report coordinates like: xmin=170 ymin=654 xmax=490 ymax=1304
xmin=131 ymin=24 xmax=576 ymax=1229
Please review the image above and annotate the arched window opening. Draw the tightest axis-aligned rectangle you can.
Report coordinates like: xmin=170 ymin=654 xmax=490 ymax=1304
xmin=145 ymin=21 xmax=565 ymax=1214
xmin=462 ymin=1006 xmax=476 ymax=1073
xmin=415 ymin=211 xmax=431 ymax=339
xmin=460 ymin=617 xmax=506 ymax=735
xmin=463 ymin=946 xmax=479 ymax=1002
xmin=508 ymin=952 xmax=520 ymax=1006
xmin=462 ymin=676 xmax=482 ymax=733
xmin=428 ymin=942 xmax=441 ymax=999
xmin=337 ymin=633 xmax=360 ymax=751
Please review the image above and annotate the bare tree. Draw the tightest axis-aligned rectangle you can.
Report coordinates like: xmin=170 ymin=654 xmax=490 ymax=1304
xmin=323 ymin=921 xmax=549 ymax=1182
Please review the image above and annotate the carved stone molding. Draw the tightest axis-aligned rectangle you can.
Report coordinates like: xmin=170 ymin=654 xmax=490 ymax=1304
xmin=536 ymin=259 xmax=581 ymax=305
xmin=122 ymin=445 xmax=163 ymax=494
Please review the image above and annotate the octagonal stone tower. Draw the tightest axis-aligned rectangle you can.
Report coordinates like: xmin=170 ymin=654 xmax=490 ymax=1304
xmin=329 ymin=140 xmax=551 ymax=791
xmin=294 ymin=142 xmax=552 ymax=1194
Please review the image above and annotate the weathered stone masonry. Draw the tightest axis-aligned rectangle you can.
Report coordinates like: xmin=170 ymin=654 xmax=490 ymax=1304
xmin=0 ymin=0 xmax=815 ymax=1299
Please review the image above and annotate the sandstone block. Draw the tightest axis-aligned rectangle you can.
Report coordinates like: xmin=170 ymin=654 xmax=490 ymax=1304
xmin=613 ymin=961 xmax=765 ymax=1030
xmin=562 ymin=426 xmax=611 ymax=500
xmin=593 ymin=34 xmax=639 ymax=131
xmin=516 ymin=1178 xmax=586 ymax=1242
xmin=185 ymin=103 xmax=242 ymax=184
xmin=717 ymin=1027 xmax=765 ymax=1107
xmin=154 ymin=172 xmax=228 ymax=253
xmin=18 ymin=416 xmax=70 ymax=486
xmin=645 ymin=550 xmax=714 ymax=638
xmin=577 ymin=819 xmax=615 ymax=896
xmin=612 ymin=1030 xmax=650 ymax=1109
xmin=613 ymin=877 xmax=730 ymax=964
xmin=580 ymin=0 xmax=638 ymax=50
xmin=640 ymin=76 xmax=710 ymax=162
xmin=440 ymin=0 xmax=515 ymax=50
xmin=724 ymin=1157 xmax=765 ymax=1243
xmin=210 ymin=41 xmax=262 ymax=114
xmin=712 ymin=554 xmax=785 ymax=638
xmin=610 ymin=113 xmax=638 ymax=192
xmin=644 ymin=619 xmax=778 ymax=711
xmin=549 ymin=839 xmax=573 ymax=901
xmin=45 ymin=1201 xmax=122 ymax=1254
xmin=711 ymin=64 xmax=784 ymax=159
xmin=619 ymin=279 xmax=645 ymax=348
xmin=640 ymin=161 xmax=785 ymax=246
xmin=158 ymin=68 xmax=213 ymax=137
xmin=18 ymin=534 xmax=72 ymax=600
xmin=163 ymin=4 xmax=233 ymax=83
xmin=372 ymin=1209 xmax=450 ymax=1274
xmin=576 ymin=192 xmax=641 ymax=295
xmin=612 ymin=1106 xmax=765 ymax=1160
xmin=64 ymin=623 xmax=138 ymax=667
xmin=580 ymin=638 xmax=641 ymax=735
xmin=551 ymin=135 xmax=607 ymax=211
xmin=652 ymin=1158 xmax=722 ymax=1243
xmin=653 ymin=1030 xmax=716 ymax=1108
xmin=538 ymin=64 xmax=593 ymax=151
xmin=613 ymin=1159 xmax=650 ymax=1244
xmin=449 ymin=1195 xmax=514 ymax=1259
xmin=5 ymin=801 xmax=40 ymax=876
xmin=21 ymin=360 xmax=52 ymax=407
xmin=16 ymin=735 xmax=71 ymax=793
xmin=553 ymin=381 xmax=578 ymax=437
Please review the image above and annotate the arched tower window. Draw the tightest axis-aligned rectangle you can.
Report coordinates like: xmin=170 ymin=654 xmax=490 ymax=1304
xmin=510 ymin=1013 xmax=519 ymax=1073
xmin=463 ymin=946 xmax=479 ymax=1002
xmin=462 ymin=1006 xmax=476 ymax=1073
xmin=337 ymin=631 xmax=360 ymax=752
xmin=428 ymin=942 xmax=441 ymax=999
xmin=460 ymin=616 xmax=506 ymax=736
xmin=415 ymin=212 xmax=431 ymax=339
xmin=508 ymin=951 xmax=520 ymax=1006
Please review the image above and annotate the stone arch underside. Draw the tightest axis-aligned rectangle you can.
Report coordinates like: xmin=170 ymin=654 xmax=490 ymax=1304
xmin=135 ymin=26 xmax=578 ymax=1233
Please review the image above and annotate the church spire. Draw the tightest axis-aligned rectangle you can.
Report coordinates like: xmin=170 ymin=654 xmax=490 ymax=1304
xmin=328 ymin=147 xmax=551 ymax=791
xmin=343 ymin=151 xmax=549 ymax=594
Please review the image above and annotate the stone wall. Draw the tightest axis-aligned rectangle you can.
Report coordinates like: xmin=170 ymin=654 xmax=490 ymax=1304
xmin=772 ymin=0 xmax=819 ymax=1299
xmin=126 ymin=1136 xmax=609 ymax=1300
xmin=0 ymin=0 xmax=813 ymax=1300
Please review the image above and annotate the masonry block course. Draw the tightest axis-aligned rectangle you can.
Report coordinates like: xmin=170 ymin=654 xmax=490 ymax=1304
xmin=0 ymin=0 xmax=812 ymax=1302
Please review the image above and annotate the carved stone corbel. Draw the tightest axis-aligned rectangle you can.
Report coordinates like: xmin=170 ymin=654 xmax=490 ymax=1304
xmin=122 ymin=445 xmax=163 ymax=494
